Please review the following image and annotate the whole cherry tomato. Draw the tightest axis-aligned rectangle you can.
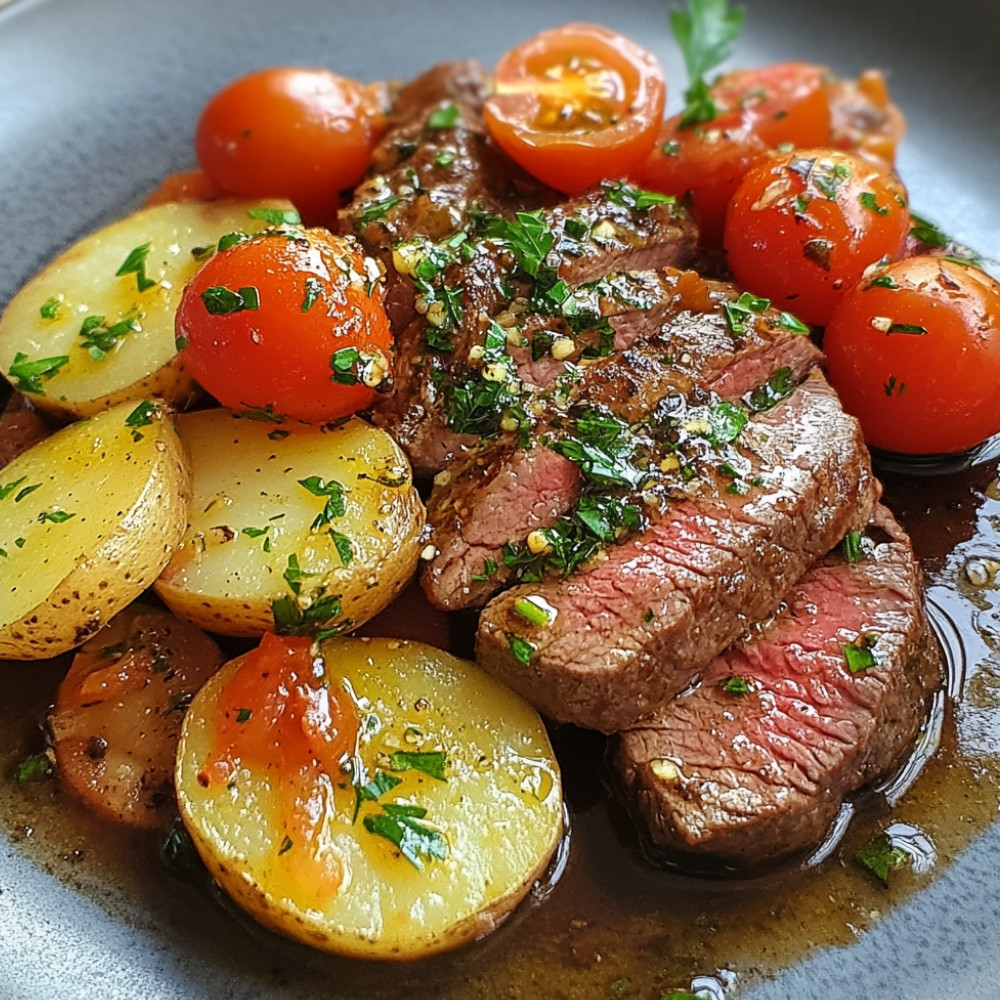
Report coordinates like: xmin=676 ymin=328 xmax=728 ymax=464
xmin=723 ymin=148 xmax=910 ymax=325
xmin=176 ymin=227 xmax=393 ymax=423
xmin=195 ymin=68 xmax=385 ymax=224
xmin=824 ymin=256 xmax=1000 ymax=455
xmin=640 ymin=63 xmax=830 ymax=249
xmin=483 ymin=23 xmax=666 ymax=195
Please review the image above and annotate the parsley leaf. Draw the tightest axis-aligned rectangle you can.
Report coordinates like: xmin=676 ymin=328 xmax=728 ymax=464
xmin=856 ymin=832 xmax=908 ymax=884
xmin=388 ymin=751 xmax=448 ymax=781
xmin=7 ymin=352 xmax=69 ymax=394
xmin=363 ymin=802 xmax=448 ymax=870
xmin=671 ymin=0 xmax=745 ymax=129
xmin=115 ymin=242 xmax=157 ymax=292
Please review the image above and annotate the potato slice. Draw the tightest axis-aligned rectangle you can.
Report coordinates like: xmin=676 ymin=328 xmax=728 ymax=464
xmin=176 ymin=636 xmax=563 ymax=958
xmin=0 ymin=399 xmax=190 ymax=659
xmin=49 ymin=603 xmax=225 ymax=830
xmin=154 ymin=409 xmax=425 ymax=637
xmin=0 ymin=198 xmax=296 ymax=419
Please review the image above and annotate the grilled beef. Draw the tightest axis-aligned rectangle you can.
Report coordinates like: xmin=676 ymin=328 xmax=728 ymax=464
xmin=421 ymin=270 xmax=823 ymax=611
xmin=612 ymin=505 xmax=941 ymax=868
xmin=475 ymin=371 xmax=879 ymax=733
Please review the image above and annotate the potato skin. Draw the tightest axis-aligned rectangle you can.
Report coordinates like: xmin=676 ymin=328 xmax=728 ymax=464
xmin=0 ymin=400 xmax=191 ymax=659
xmin=49 ymin=603 xmax=225 ymax=830
xmin=155 ymin=411 xmax=426 ymax=637
xmin=176 ymin=637 xmax=564 ymax=959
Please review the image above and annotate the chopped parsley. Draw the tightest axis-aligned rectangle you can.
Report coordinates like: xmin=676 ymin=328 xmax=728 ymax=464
xmin=388 ymin=751 xmax=448 ymax=781
xmin=744 ymin=366 xmax=795 ymax=412
xmin=248 ymin=206 xmax=301 ymax=226
xmin=908 ymin=212 xmax=950 ymax=249
xmin=723 ymin=290 xmax=770 ymax=335
xmin=859 ymin=191 xmax=889 ymax=216
xmin=201 ymin=285 xmax=260 ymax=315
xmin=7 ymin=351 xmax=69 ymax=394
xmin=603 ymin=180 xmax=676 ymax=213
xmin=115 ymin=242 xmax=157 ymax=292
xmin=841 ymin=530 xmax=864 ymax=564
xmin=670 ymin=0 xmax=746 ymax=129
xmin=39 ymin=297 xmax=60 ymax=320
xmin=297 ymin=476 xmax=347 ymax=529
xmin=844 ymin=634 xmax=879 ymax=673
xmin=79 ymin=314 xmax=140 ymax=361
xmin=481 ymin=210 xmax=554 ymax=278
xmin=721 ymin=674 xmax=750 ymax=696
xmin=17 ymin=752 xmax=53 ymax=783
xmin=506 ymin=632 xmax=536 ymax=666
xmin=363 ymin=802 xmax=448 ymax=870
xmin=301 ymin=276 xmax=323 ymax=312
xmin=856 ymin=831 xmax=908 ymax=884
xmin=426 ymin=102 xmax=460 ymax=131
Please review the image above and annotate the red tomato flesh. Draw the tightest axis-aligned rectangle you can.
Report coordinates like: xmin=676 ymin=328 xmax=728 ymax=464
xmin=176 ymin=227 xmax=393 ymax=423
xmin=824 ymin=256 xmax=1000 ymax=455
xmin=483 ymin=23 xmax=666 ymax=195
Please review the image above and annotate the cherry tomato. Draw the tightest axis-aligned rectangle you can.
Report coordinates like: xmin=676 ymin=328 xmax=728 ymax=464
xmin=143 ymin=169 xmax=222 ymax=207
xmin=723 ymin=148 xmax=910 ymax=325
xmin=639 ymin=113 xmax=766 ymax=250
xmin=194 ymin=68 xmax=386 ymax=224
xmin=824 ymin=256 xmax=1000 ymax=455
xmin=639 ymin=63 xmax=830 ymax=249
xmin=176 ymin=227 xmax=393 ymax=423
xmin=827 ymin=69 xmax=907 ymax=167
xmin=483 ymin=23 xmax=666 ymax=195
xmin=712 ymin=61 xmax=831 ymax=148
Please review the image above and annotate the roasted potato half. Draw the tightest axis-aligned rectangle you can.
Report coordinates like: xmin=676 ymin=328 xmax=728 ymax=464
xmin=176 ymin=635 xmax=564 ymax=959
xmin=0 ymin=400 xmax=190 ymax=659
xmin=49 ymin=603 xmax=225 ymax=830
xmin=0 ymin=198 xmax=296 ymax=419
xmin=154 ymin=410 xmax=425 ymax=636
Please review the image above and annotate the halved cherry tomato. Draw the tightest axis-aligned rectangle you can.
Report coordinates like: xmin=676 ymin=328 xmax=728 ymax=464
xmin=639 ymin=63 xmax=831 ymax=249
xmin=194 ymin=68 xmax=386 ymax=225
xmin=483 ymin=23 xmax=666 ymax=195
xmin=824 ymin=256 xmax=1000 ymax=455
xmin=176 ymin=227 xmax=393 ymax=423
xmin=723 ymin=148 xmax=910 ymax=325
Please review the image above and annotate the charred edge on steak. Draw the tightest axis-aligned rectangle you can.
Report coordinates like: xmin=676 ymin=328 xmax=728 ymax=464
xmin=611 ymin=505 xmax=942 ymax=872
xmin=474 ymin=370 xmax=879 ymax=734
xmin=421 ymin=269 xmax=823 ymax=611
xmin=339 ymin=61 xmax=699 ymax=476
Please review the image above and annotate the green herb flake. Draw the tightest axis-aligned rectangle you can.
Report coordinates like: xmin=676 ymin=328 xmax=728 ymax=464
xmin=278 ymin=835 xmax=294 ymax=855
xmin=363 ymin=802 xmax=448 ymax=870
xmin=776 ymin=310 xmax=811 ymax=334
xmin=298 ymin=475 xmax=347 ymax=528
xmin=671 ymin=0 xmax=746 ymax=129
xmin=115 ymin=242 xmax=157 ymax=292
xmin=661 ymin=139 xmax=681 ymax=157
xmin=125 ymin=400 xmax=157 ymax=437
xmin=39 ymin=510 xmax=75 ymax=524
xmin=513 ymin=596 xmax=553 ymax=627
xmin=302 ymin=276 xmax=323 ymax=312
xmin=330 ymin=530 xmax=354 ymax=566
xmin=17 ymin=752 xmax=53 ymax=783
xmin=856 ymin=831 xmax=908 ymax=884
xmin=841 ymin=530 xmax=864 ymax=564
xmin=235 ymin=708 xmax=252 ymax=723
xmin=330 ymin=347 xmax=361 ymax=385
xmin=201 ymin=285 xmax=260 ymax=315
xmin=908 ymin=213 xmax=950 ymax=249
xmin=859 ymin=191 xmax=889 ymax=215
xmin=7 ymin=351 xmax=70 ymax=394
xmin=844 ymin=635 xmax=879 ymax=673
xmin=248 ymin=207 xmax=302 ymax=226
xmin=426 ymin=103 xmax=460 ymax=131
xmin=357 ymin=197 xmax=402 ymax=226
xmin=887 ymin=322 xmax=927 ymax=335
xmin=39 ymin=297 xmax=61 ymax=320
xmin=721 ymin=674 xmax=751 ymax=696
xmin=388 ymin=751 xmax=448 ymax=781
xmin=434 ymin=149 xmax=456 ymax=167
xmin=867 ymin=274 xmax=900 ymax=290
xmin=723 ymin=290 xmax=770 ymax=335
xmin=506 ymin=632 xmax=536 ymax=666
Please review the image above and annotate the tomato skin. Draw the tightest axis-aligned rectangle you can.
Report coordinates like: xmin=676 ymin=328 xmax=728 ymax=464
xmin=176 ymin=228 xmax=393 ymax=423
xmin=483 ymin=23 xmax=666 ymax=195
xmin=639 ymin=63 xmax=830 ymax=249
xmin=723 ymin=148 xmax=910 ymax=325
xmin=712 ymin=61 xmax=831 ymax=148
xmin=639 ymin=113 xmax=766 ymax=249
xmin=824 ymin=257 xmax=1000 ymax=455
xmin=195 ymin=69 xmax=384 ymax=224
xmin=827 ymin=69 xmax=907 ymax=167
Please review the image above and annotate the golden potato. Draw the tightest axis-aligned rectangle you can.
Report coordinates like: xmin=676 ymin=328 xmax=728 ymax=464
xmin=176 ymin=635 xmax=563 ymax=959
xmin=0 ymin=199 xmax=297 ymax=419
xmin=0 ymin=399 xmax=190 ymax=659
xmin=154 ymin=409 xmax=425 ymax=637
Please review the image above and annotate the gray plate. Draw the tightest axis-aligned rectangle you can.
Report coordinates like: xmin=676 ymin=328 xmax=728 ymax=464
xmin=2 ymin=1 xmax=1000 ymax=998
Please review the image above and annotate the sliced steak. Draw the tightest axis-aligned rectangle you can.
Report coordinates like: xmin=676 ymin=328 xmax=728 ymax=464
xmin=612 ymin=505 xmax=941 ymax=868
xmin=475 ymin=371 xmax=879 ymax=733
xmin=421 ymin=271 xmax=822 ymax=610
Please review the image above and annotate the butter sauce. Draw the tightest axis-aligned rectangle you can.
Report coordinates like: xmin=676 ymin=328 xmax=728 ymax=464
xmin=3 ymin=460 xmax=1000 ymax=998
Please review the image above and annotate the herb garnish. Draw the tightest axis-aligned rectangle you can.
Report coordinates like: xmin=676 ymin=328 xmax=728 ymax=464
xmin=201 ymin=285 xmax=260 ymax=315
xmin=115 ymin=242 xmax=157 ymax=293
xmin=363 ymin=803 xmax=448 ymax=870
xmin=7 ymin=352 xmax=69 ymax=394
xmin=856 ymin=831 xmax=908 ymax=884
xmin=388 ymin=751 xmax=448 ymax=781
xmin=670 ymin=0 xmax=746 ymax=129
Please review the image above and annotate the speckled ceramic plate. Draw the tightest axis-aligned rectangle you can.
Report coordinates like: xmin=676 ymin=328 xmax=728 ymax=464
xmin=2 ymin=1 xmax=1000 ymax=998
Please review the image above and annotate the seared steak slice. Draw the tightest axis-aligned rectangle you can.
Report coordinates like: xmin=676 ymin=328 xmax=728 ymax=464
xmin=612 ymin=505 xmax=941 ymax=868
xmin=423 ymin=443 xmax=582 ymax=610
xmin=421 ymin=271 xmax=822 ymax=610
xmin=475 ymin=371 xmax=879 ymax=733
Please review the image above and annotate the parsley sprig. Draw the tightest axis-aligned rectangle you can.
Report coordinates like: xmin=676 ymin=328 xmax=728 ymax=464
xmin=671 ymin=0 xmax=746 ymax=129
